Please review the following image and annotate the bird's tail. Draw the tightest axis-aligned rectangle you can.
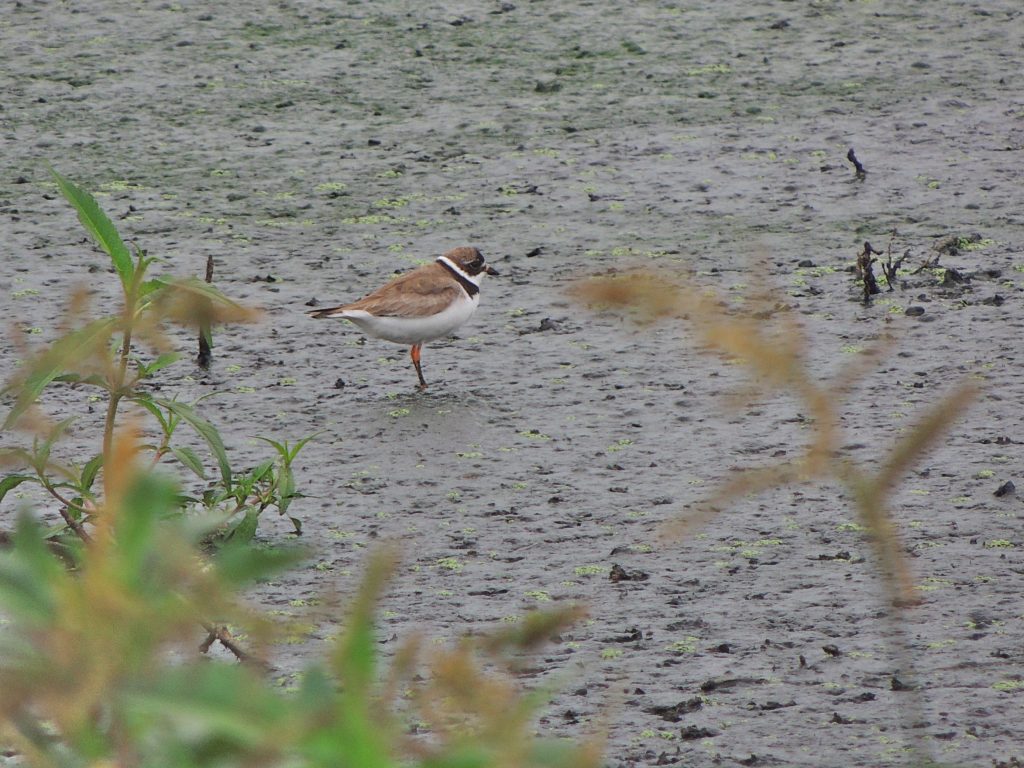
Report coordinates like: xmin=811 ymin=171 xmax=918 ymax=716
xmin=307 ymin=305 xmax=348 ymax=319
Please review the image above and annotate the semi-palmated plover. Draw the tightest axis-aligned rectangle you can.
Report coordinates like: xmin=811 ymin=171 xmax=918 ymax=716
xmin=308 ymin=246 xmax=499 ymax=388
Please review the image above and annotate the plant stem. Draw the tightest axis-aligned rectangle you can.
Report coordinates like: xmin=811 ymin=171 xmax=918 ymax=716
xmin=37 ymin=477 xmax=93 ymax=542
xmin=58 ymin=505 xmax=92 ymax=543
xmin=102 ymin=255 xmax=144 ymax=461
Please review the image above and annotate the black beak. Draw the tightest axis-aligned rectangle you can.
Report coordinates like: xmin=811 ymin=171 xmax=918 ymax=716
xmin=485 ymin=265 xmax=500 ymax=276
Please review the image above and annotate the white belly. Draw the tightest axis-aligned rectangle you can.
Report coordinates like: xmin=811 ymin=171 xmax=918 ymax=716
xmin=338 ymin=294 xmax=479 ymax=345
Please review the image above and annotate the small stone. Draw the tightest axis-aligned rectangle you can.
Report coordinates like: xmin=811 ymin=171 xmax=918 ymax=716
xmin=891 ymin=676 xmax=911 ymax=691
xmin=904 ymin=306 xmax=926 ymax=316
xmin=994 ymin=480 xmax=1015 ymax=498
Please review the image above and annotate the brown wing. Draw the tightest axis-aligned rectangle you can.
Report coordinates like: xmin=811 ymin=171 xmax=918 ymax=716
xmin=310 ymin=262 xmax=462 ymax=319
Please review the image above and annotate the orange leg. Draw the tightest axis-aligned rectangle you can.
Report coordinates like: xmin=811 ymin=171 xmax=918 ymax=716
xmin=410 ymin=343 xmax=427 ymax=388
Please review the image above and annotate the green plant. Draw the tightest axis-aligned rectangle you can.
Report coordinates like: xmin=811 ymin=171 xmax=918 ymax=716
xmin=0 ymin=428 xmax=302 ymax=762
xmin=200 ymin=434 xmax=318 ymax=542
xmin=0 ymin=171 xmax=308 ymax=541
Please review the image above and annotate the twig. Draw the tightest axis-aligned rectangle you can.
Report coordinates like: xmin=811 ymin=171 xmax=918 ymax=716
xmin=200 ymin=622 xmax=252 ymax=662
xmin=856 ymin=242 xmax=882 ymax=304
xmin=880 ymin=235 xmax=909 ymax=292
xmin=847 ymin=148 xmax=867 ymax=180
xmin=197 ymin=256 xmax=214 ymax=369
xmin=911 ymin=253 xmax=941 ymax=275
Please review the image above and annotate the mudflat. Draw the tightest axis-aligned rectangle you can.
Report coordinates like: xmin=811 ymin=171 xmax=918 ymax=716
xmin=2 ymin=2 xmax=1022 ymax=765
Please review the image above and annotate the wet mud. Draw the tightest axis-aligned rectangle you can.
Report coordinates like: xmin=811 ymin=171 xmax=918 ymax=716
xmin=2 ymin=2 xmax=1023 ymax=765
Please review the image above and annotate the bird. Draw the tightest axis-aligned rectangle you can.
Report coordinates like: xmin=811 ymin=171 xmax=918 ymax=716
xmin=308 ymin=246 xmax=499 ymax=388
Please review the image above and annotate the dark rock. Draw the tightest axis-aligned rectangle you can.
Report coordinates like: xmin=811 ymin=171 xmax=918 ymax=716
xmin=609 ymin=563 xmax=648 ymax=582
xmin=994 ymin=481 xmax=1015 ymax=498
xmin=679 ymin=725 xmax=718 ymax=740
xmin=645 ymin=697 xmax=703 ymax=722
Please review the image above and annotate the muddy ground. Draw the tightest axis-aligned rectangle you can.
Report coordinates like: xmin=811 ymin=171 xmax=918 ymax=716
xmin=2 ymin=1 xmax=1023 ymax=765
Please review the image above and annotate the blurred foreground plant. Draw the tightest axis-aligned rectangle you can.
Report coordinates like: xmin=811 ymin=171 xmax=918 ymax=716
xmin=573 ymin=267 xmax=975 ymax=764
xmin=0 ymin=425 xmax=300 ymax=764
xmin=0 ymin=426 xmax=598 ymax=768
xmin=0 ymin=171 xmax=309 ymax=542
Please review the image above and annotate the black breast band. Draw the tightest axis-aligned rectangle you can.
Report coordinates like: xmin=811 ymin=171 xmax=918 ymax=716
xmin=438 ymin=259 xmax=480 ymax=297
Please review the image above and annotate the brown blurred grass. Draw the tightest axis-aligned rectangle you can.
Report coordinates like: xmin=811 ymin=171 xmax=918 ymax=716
xmin=571 ymin=265 xmax=976 ymax=764
xmin=572 ymin=268 xmax=974 ymax=607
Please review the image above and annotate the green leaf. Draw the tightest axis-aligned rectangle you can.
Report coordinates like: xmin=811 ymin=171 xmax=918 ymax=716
xmin=131 ymin=393 xmax=171 ymax=436
xmin=334 ymin=551 xmax=395 ymax=689
xmin=214 ymin=539 xmax=305 ymax=584
xmin=117 ymin=474 xmax=180 ymax=582
xmin=250 ymin=459 xmax=275 ymax=484
xmin=151 ymin=398 xmax=231 ymax=488
xmin=0 ymin=514 xmax=65 ymax=622
xmin=420 ymin=746 xmax=492 ymax=768
xmin=169 ymin=446 xmax=206 ymax=480
xmin=286 ymin=431 xmax=321 ymax=461
xmin=255 ymin=431 xmax=321 ymax=464
xmin=80 ymin=453 xmax=104 ymax=493
xmin=33 ymin=416 xmax=76 ymax=472
xmin=295 ymin=663 xmax=333 ymax=708
xmin=277 ymin=466 xmax=296 ymax=515
xmin=254 ymin=435 xmax=285 ymax=457
xmin=329 ymin=551 xmax=397 ymax=768
xmin=51 ymin=169 xmax=134 ymax=288
xmin=138 ymin=277 xmax=169 ymax=299
xmin=226 ymin=509 xmax=259 ymax=544
xmin=124 ymin=665 xmax=287 ymax=750
xmin=0 ymin=474 xmax=38 ymax=505
xmin=200 ymin=323 xmax=213 ymax=351
xmin=138 ymin=351 xmax=181 ymax=378
xmin=230 ymin=473 xmax=256 ymax=501
xmin=3 ymin=318 xmax=116 ymax=430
